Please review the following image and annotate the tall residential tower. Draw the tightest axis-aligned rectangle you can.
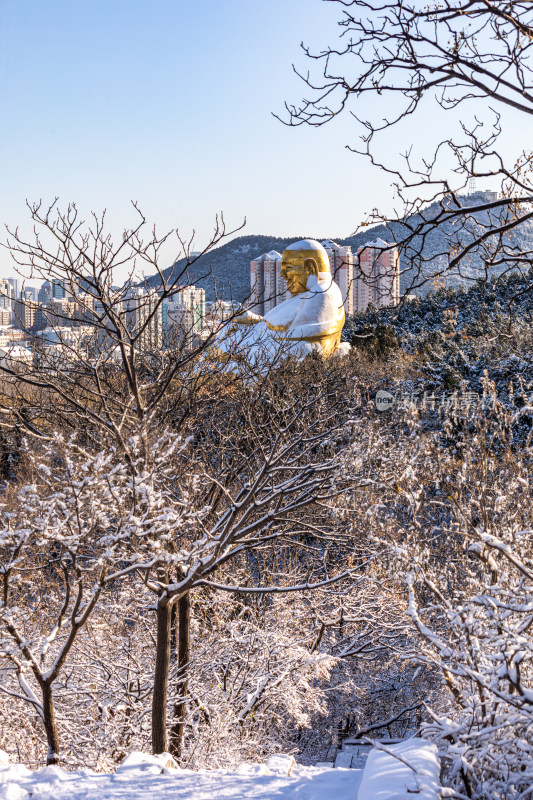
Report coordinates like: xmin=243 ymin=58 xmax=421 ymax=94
xmin=250 ymin=251 xmax=284 ymax=314
xmin=321 ymin=240 xmax=354 ymax=316
xmin=355 ymin=239 xmax=400 ymax=311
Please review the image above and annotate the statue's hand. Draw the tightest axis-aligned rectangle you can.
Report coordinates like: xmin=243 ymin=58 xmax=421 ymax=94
xmin=232 ymin=310 xmax=263 ymax=326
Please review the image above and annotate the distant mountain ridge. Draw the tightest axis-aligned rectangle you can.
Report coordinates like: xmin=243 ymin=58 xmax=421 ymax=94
xmin=145 ymin=193 xmax=533 ymax=302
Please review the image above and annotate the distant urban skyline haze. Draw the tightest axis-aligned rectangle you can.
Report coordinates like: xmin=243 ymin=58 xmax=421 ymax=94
xmin=0 ymin=0 xmax=520 ymax=284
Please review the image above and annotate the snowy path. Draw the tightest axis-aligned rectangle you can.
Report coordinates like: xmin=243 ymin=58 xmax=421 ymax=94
xmin=0 ymin=740 xmax=441 ymax=800
xmin=0 ymin=758 xmax=362 ymax=800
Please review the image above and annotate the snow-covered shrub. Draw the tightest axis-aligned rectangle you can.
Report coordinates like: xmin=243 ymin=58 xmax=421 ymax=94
xmin=352 ymin=395 xmax=533 ymax=799
xmin=406 ymin=415 xmax=532 ymax=799
xmin=344 ymin=268 xmax=533 ymax=408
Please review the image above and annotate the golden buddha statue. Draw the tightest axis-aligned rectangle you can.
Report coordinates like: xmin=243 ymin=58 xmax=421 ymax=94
xmin=217 ymin=239 xmax=349 ymax=363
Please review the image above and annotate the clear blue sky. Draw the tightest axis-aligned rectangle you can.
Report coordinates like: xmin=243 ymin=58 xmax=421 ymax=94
xmin=0 ymin=0 xmax=512 ymax=282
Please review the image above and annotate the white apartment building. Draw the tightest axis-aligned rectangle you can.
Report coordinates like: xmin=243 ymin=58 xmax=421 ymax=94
xmin=37 ymin=326 xmax=96 ymax=348
xmin=250 ymin=251 xmax=284 ymax=314
xmin=0 ymin=327 xmax=26 ymax=349
xmin=321 ymin=240 xmax=354 ymax=316
xmin=208 ymin=300 xmax=235 ymax=321
xmin=170 ymin=286 xmax=206 ymax=332
xmin=0 ymin=280 xmax=13 ymax=311
xmin=123 ymin=289 xmax=163 ymax=352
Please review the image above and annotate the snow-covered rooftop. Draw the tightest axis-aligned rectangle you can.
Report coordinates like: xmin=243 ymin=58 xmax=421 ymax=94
xmin=252 ymin=251 xmax=282 ymax=262
xmin=0 ymin=345 xmax=32 ymax=358
xmin=364 ymin=237 xmax=391 ymax=249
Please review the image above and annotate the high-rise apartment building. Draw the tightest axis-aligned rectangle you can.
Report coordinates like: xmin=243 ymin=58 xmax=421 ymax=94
xmin=355 ymin=239 xmax=400 ymax=312
xmin=250 ymin=251 xmax=284 ymax=314
xmin=51 ymin=280 xmax=66 ymax=300
xmin=139 ymin=292 xmax=163 ymax=352
xmin=38 ymin=281 xmax=52 ymax=305
xmin=67 ymin=293 xmax=96 ymax=324
xmin=7 ymin=278 xmax=19 ymax=299
xmin=13 ymin=299 xmax=40 ymax=332
xmin=0 ymin=280 xmax=12 ymax=311
xmin=43 ymin=299 xmax=77 ymax=328
xmin=123 ymin=289 xmax=163 ymax=352
xmin=172 ymin=286 xmax=206 ymax=332
xmin=165 ymin=286 xmax=206 ymax=346
xmin=33 ymin=305 xmax=48 ymax=332
xmin=22 ymin=288 xmax=38 ymax=302
xmin=208 ymin=300 xmax=234 ymax=321
xmin=321 ymin=240 xmax=354 ymax=316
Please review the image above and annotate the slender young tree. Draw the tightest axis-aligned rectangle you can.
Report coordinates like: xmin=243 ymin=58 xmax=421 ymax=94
xmin=0 ymin=430 xmax=184 ymax=764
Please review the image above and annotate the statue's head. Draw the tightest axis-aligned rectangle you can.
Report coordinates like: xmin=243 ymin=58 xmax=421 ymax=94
xmin=281 ymin=239 xmax=330 ymax=296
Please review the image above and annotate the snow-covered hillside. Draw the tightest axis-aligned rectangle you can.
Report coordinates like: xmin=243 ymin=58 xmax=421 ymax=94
xmin=344 ymin=267 xmax=533 ymax=404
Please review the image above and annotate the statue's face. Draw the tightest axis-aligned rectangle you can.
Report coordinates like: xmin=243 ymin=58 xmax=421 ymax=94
xmin=280 ymin=258 xmax=309 ymax=295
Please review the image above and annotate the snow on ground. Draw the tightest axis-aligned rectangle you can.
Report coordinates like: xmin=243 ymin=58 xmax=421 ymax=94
xmin=357 ymin=739 xmax=441 ymax=800
xmin=0 ymin=740 xmax=440 ymax=800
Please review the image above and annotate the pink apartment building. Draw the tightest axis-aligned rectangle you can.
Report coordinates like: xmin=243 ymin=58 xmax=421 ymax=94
xmin=355 ymin=239 xmax=400 ymax=311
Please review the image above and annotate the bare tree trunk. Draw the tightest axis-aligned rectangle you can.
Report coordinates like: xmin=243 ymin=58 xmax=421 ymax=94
xmin=41 ymin=681 xmax=60 ymax=765
xmin=170 ymin=601 xmax=177 ymax=665
xmin=152 ymin=597 xmax=172 ymax=754
xmin=170 ymin=591 xmax=191 ymax=759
